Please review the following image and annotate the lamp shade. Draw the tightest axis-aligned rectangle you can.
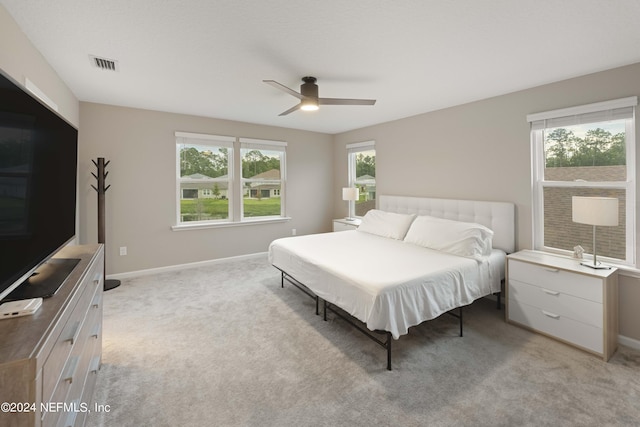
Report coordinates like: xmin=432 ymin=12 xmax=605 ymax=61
xmin=342 ymin=187 xmax=359 ymax=201
xmin=572 ymin=196 xmax=619 ymax=226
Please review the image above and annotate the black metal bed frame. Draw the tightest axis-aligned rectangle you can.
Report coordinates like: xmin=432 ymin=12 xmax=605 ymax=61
xmin=277 ymin=269 xmax=489 ymax=371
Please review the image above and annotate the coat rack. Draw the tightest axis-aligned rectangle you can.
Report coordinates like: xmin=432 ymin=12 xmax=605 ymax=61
xmin=91 ymin=157 xmax=120 ymax=291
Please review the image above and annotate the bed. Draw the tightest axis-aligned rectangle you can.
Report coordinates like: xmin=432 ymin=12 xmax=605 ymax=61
xmin=268 ymin=195 xmax=515 ymax=370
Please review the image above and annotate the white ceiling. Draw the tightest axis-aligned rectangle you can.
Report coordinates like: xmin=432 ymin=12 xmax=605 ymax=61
xmin=2 ymin=0 xmax=640 ymax=134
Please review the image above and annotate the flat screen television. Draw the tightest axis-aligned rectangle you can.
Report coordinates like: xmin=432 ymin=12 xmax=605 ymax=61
xmin=0 ymin=70 xmax=78 ymax=302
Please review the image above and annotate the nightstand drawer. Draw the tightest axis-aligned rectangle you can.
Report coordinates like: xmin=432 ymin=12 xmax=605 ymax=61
xmin=509 ymin=279 xmax=602 ymax=328
xmin=332 ymin=219 xmax=359 ymax=232
xmin=508 ymin=298 xmax=602 ymax=353
xmin=509 ymin=259 xmax=602 ymax=303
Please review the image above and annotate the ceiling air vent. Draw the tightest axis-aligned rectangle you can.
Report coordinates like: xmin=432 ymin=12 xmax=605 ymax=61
xmin=89 ymin=55 xmax=119 ymax=71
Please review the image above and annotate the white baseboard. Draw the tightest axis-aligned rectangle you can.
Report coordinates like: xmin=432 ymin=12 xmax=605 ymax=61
xmin=618 ymin=334 xmax=640 ymax=351
xmin=106 ymin=252 xmax=267 ymax=280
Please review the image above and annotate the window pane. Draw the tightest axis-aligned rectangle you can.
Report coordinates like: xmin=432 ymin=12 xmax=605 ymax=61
xmin=243 ymin=183 xmax=281 ymax=217
xmin=242 ymin=148 xmax=280 ymax=178
xmin=241 ymin=148 xmax=282 ymax=218
xmin=353 ymin=149 xmax=376 ymax=216
xmin=543 ymin=187 xmax=625 ymax=260
xmin=543 ymin=121 xmax=626 ymax=182
xmin=178 ymin=143 xmax=229 ymax=222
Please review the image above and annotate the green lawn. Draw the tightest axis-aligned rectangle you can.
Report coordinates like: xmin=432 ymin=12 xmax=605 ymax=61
xmin=180 ymin=197 xmax=281 ymax=221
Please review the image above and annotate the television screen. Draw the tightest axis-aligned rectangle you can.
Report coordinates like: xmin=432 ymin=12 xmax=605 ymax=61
xmin=0 ymin=71 xmax=78 ymax=302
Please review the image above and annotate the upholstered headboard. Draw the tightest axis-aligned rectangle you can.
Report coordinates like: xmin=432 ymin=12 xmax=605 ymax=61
xmin=378 ymin=195 xmax=515 ymax=253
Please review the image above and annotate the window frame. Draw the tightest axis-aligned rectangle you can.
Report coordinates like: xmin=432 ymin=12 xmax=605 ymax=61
xmin=528 ymin=97 xmax=637 ymax=266
xmin=175 ymin=132 xmax=234 ymax=224
xmin=346 ymin=140 xmax=376 ymax=218
xmin=239 ymin=138 xmax=287 ymax=220
xmin=173 ymin=132 xmax=288 ymax=230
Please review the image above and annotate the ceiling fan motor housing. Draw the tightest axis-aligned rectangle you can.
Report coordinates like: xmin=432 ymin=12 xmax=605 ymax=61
xmin=301 ymin=76 xmax=319 ymax=98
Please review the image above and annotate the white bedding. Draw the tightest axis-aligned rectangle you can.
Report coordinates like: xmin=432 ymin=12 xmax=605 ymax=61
xmin=268 ymin=230 xmax=505 ymax=339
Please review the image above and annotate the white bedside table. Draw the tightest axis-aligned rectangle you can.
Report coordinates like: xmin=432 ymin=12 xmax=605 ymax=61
xmin=506 ymin=250 xmax=618 ymax=361
xmin=332 ymin=218 xmax=361 ymax=232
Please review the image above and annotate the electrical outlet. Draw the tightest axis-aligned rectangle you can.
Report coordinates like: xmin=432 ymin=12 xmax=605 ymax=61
xmin=291 ymin=229 xmax=297 ymax=236
xmin=119 ymin=246 xmax=127 ymax=256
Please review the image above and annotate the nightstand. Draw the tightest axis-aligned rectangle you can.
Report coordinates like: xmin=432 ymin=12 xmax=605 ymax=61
xmin=506 ymin=250 xmax=618 ymax=361
xmin=332 ymin=218 xmax=361 ymax=232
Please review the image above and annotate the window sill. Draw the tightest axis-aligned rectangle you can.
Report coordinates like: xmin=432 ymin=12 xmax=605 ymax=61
xmin=171 ymin=217 xmax=291 ymax=231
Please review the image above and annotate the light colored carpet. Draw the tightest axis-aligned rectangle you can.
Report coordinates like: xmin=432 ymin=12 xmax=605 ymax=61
xmin=86 ymin=255 xmax=640 ymax=427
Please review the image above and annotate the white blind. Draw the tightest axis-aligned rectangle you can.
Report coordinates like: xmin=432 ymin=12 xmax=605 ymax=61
xmin=346 ymin=140 xmax=375 ymax=154
xmin=239 ymin=137 xmax=286 ymax=152
xmin=528 ymin=97 xmax=637 ymax=131
xmin=175 ymin=131 xmax=235 ymax=148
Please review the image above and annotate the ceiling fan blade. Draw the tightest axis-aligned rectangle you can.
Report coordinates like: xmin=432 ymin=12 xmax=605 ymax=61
xmin=318 ymin=97 xmax=376 ymax=106
xmin=279 ymin=103 xmax=301 ymax=116
xmin=263 ymin=80 xmax=303 ymax=100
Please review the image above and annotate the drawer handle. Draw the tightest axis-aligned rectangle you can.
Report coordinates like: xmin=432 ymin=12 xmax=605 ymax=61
xmin=66 ymin=320 xmax=81 ymax=345
xmin=63 ymin=356 xmax=79 ymax=384
xmin=94 ymin=272 xmax=103 ymax=282
xmin=544 ymin=268 xmax=560 ymax=273
xmin=542 ymin=310 xmax=560 ymax=319
xmin=542 ymin=288 xmax=560 ymax=296
xmin=90 ymin=355 xmax=101 ymax=373
xmin=91 ymin=323 xmax=101 ymax=339
xmin=92 ymin=293 xmax=102 ymax=309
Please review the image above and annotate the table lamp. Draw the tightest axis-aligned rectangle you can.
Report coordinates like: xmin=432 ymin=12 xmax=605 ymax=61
xmin=342 ymin=187 xmax=360 ymax=221
xmin=572 ymin=196 xmax=618 ymax=269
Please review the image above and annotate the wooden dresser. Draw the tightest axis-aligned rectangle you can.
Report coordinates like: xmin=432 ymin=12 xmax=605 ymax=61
xmin=506 ymin=250 xmax=618 ymax=361
xmin=0 ymin=244 xmax=104 ymax=427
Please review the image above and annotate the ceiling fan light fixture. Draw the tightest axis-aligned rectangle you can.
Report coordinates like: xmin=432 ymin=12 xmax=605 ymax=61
xmin=300 ymin=98 xmax=319 ymax=111
xmin=264 ymin=76 xmax=375 ymax=116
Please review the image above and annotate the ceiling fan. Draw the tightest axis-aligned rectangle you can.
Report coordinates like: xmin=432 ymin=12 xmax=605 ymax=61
xmin=263 ymin=76 xmax=376 ymax=116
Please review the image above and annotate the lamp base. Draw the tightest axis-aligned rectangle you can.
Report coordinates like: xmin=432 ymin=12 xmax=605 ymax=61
xmin=580 ymin=261 xmax=612 ymax=270
xmin=344 ymin=217 xmax=357 ymax=221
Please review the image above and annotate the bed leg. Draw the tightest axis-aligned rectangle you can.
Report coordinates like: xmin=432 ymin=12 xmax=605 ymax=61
xmin=496 ymin=292 xmax=501 ymax=310
xmin=459 ymin=307 xmax=463 ymax=337
xmin=315 ymin=296 xmax=319 ymax=315
xmin=386 ymin=332 xmax=392 ymax=371
xmin=281 ymin=272 xmax=284 ymax=288
xmin=323 ymin=300 xmax=327 ymax=321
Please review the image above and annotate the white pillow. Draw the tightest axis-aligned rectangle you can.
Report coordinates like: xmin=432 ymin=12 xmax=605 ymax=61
xmin=356 ymin=209 xmax=416 ymax=240
xmin=403 ymin=215 xmax=494 ymax=258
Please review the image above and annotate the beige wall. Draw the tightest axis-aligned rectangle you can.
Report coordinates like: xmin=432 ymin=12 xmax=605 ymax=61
xmin=0 ymin=5 xmax=79 ymax=127
xmin=333 ymin=62 xmax=640 ymax=342
xmin=79 ymin=102 xmax=334 ymax=274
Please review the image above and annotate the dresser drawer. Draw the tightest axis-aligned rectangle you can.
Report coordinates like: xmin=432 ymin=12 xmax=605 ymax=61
xmin=509 ymin=279 xmax=603 ymax=328
xmin=509 ymin=298 xmax=603 ymax=353
xmin=509 ymin=259 xmax=602 ymax=303
xmin=42 ymin=316 xmax=82 ymax=405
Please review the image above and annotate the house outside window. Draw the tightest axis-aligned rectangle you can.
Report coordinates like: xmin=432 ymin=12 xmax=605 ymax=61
xmin=347 ymin=141 xmax=376 ymax=217
xmin=175 ymin=132 xmax=286 ymax=226
xmin=528 ymin=97 xmax=637 ymax=266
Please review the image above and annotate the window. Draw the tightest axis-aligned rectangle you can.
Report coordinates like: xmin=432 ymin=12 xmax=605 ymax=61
xmin=240 ymin=138 xmax=286 ymax=219
xmin=177 ymin=133 xmax=233 ymax=223
xmin=347 ymin=141 xmax=376 ymax=217
xmin=175 ymin=132 xmax=287 ymax=227
xmin=528 ymin=97 xmax=637 ymax=266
